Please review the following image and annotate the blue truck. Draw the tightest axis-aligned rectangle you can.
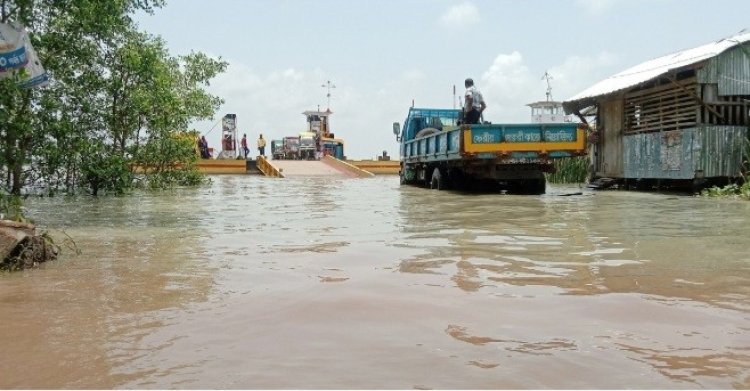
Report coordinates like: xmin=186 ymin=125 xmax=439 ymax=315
xmin=392 ymin=108 xmax=588 ymax=194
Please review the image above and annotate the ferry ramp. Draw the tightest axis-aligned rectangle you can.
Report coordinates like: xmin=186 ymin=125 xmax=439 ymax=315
xmin=268 ymin=157 xmax=374 ymax=178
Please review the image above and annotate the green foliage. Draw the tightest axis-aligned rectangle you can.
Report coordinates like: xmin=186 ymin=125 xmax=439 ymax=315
xmin=79 ymin=139 xmax=134 ymax=196
xmin=0 ymin=0 xmax=225 ymax=200
xmin=701 ymin=182 xmax=750 ymax=199
xmin=0 ymin=188 xmax=26 ymax=222
xmin=136 ymin=131 xmax=209 ymax=189
xmin=546 ymin=156 xmax=589 ymax=184
xmin=145 ymin=169 xmax=208 ymax=189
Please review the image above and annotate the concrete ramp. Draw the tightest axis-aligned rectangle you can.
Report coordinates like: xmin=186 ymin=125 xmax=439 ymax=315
xmin=271 ymin=160 xmax=349 ymax=178
xmin=268 ymin=157 xmax=374 ymax=178
xmin=321 ymin=156 xmax=375 ymax=178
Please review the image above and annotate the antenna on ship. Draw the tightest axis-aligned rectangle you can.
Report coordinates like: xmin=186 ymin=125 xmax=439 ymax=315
xmin=321 ymin=80 xmax=336 ymax=111
xmin=453 ymin=84 xmax=456 ymax=109
xmin=542 ymin=71 xmax=553 ymax=101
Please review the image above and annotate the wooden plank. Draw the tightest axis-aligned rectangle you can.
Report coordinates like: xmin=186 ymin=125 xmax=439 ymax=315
xmin=625 ymin=76 xmax=697 ymax=99
xmin=627 ymin=92 xmax=695 ymax=105
xmin=666 ymin=74 xmax=723 ymax=119
xmin=628 ymin=109 xmax=695 ymax=123
xmin=626 ymin=85 xmax=696 ymax=103
xmin=624 ymin=120 xmax=697 ymax=134
xmin=626 ymin=98 xmax=695 ymax=114
xmin=626 ymin=98 xmax=689 ymax=112
xmin=626 ymin=101 xmax=696 ymax=115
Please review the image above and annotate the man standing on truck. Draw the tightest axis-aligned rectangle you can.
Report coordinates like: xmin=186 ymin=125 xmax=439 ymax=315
xmin=463 ymin=78 xmax=486 ymax=124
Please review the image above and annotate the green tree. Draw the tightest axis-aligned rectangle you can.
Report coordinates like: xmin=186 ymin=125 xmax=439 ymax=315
xmin=106 ymin=32 xmax=225 ymax=191
xmin=0 ymin=0 xmax=225 ymax=197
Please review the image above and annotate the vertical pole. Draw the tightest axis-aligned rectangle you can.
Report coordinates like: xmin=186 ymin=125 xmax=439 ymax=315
xmin=453 ymin=85 xmax=456 ymax=109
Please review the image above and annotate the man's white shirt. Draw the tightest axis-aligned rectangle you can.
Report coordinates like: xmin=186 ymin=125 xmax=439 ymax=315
xmin=465 ymin=86 xmax=484 ymax=110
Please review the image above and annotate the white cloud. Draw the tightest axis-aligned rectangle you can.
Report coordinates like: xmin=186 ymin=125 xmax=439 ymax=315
xmin=439 ymin=2 xmax=480 ymax=28
xmin=479 ymin=51 xmax=537 ymax=122
xmin=475 ymin=50 xmax=621 ymax=123
xmin=402 ymin=69 xmax=427 ymax=83
xmin=576 ymin=0 xmax=621 ymax=15
xmin=548 ymin=51 xmax=620 ymax=100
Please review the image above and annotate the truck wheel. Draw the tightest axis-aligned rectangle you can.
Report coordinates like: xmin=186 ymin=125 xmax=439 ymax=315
xmin=535 ymin=178 xmax=547 ymax=194
xmin=430 ymin=167 xmax=447 ymax=190
xmin=522 ymin=178 xmax=546 ymax=194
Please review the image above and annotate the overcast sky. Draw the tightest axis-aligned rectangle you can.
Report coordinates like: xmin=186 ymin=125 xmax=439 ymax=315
xmin=136 ymin=0 xmax=750 ymax=159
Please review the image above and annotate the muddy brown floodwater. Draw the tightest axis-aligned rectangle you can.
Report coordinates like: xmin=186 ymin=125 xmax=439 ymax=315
xmin=1 ymin=175 xmax=749 ymax=389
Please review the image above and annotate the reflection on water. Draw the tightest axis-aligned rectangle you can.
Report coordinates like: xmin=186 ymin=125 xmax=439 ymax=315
xmin=1 ymin=176 xmax=749 ymax=389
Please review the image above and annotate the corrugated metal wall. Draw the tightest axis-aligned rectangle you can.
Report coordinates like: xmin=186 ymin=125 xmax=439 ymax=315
xmin=623 ymin=130 xmax=692 ymax=179
xmin=622 ymin=125 xmax=746 ymax=179
xmin=695 ymin=125 xmax=747 ymax=177
xmin=697 ymin=43 xmax=750 ymax=96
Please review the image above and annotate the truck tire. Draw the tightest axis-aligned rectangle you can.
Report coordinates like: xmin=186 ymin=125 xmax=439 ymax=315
xmin=521 ymin=178 xmax=546 ymax=194
xmin=430 ymin=167 xmax=448 ymax=190
xmin=534 ymin=178 xmax=546 ymax=194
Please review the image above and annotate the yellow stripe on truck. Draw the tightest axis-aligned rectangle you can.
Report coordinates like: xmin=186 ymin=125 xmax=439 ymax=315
xmin=462 ymin=127 xmax=586 ymax=154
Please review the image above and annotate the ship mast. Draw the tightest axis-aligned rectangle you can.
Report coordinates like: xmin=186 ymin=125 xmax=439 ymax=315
xmin=321 ymin=80 xmax=336 ymax=111
xmin=541 ymin=71 xmax=553 ymax=102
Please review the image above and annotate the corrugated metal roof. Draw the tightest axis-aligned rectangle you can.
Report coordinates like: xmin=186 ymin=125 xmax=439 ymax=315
xmin=564 ymin=30 xmax=750 ymax=109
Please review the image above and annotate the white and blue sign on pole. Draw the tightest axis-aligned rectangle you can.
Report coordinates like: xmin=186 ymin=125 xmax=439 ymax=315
xmin=0 ymin=21 xmax=49 ymax=89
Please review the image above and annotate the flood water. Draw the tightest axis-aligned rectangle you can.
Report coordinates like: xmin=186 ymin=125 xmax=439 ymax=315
xmin=1 ymin=175 xmax=749 ymax=389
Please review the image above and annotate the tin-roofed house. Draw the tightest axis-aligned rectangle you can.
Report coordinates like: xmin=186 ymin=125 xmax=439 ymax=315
xmin=563 ymin=30 xmax=750 ymax=190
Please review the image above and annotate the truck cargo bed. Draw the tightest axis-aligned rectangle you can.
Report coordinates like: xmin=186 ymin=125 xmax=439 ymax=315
xmin=402 ymin=123 xmax=586 ymax=164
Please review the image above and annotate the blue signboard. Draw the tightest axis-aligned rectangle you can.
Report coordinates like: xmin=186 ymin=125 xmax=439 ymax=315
xmin=470 ymin=125 xmax=577 ymax=144
xmin=0 ymin=46 xmax=28 ymax=72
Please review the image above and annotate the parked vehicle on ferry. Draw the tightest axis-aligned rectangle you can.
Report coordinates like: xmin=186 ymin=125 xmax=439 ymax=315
xmin=271 ymin=139 xmax=284 ymax=160
xmin=299 ymin=132 xmax=316 ymax=160
xmin=283 ymin=136 xmax=300 ymax=160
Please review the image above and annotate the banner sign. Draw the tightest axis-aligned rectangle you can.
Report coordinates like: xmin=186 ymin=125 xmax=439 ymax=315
xmin=0 ymin=22 xmax=49 ymax=89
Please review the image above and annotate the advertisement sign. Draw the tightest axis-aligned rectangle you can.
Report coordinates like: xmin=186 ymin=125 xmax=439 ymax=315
xmin=0 ymin=22 xmax=49 ymax=89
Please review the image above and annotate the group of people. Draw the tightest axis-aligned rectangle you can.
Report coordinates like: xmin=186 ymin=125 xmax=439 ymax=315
xmin=241 ymin=134 xmax=265 ymax=158
xmin=198 ymin=133 xmax=265 ymax=160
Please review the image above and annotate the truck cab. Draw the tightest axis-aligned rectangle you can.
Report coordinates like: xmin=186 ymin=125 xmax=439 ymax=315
xmin=271 ymin=139 xmax=284 ymax=160
xmin=299 ymin=131 xmax=316 ymax=160
xmin=283 ymin=137 xmax=300 ymax=160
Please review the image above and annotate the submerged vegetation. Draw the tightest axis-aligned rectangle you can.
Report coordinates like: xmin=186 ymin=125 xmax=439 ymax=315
xmin=701 ymin=182 xmax=750 ymax=199
xmin=0 ymin=189 xmax=24 ymax=222
xmin=701 ymin=137 xmax=750 ymax=200
xmin=0 ymin=1 xmax=226 ymax=198
xmin=546 ymin=156 xmax=589 ymax=184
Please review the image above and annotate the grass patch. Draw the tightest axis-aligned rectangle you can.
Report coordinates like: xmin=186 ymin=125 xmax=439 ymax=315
xmin=546 ymin=156 xmax=589 ymax=184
